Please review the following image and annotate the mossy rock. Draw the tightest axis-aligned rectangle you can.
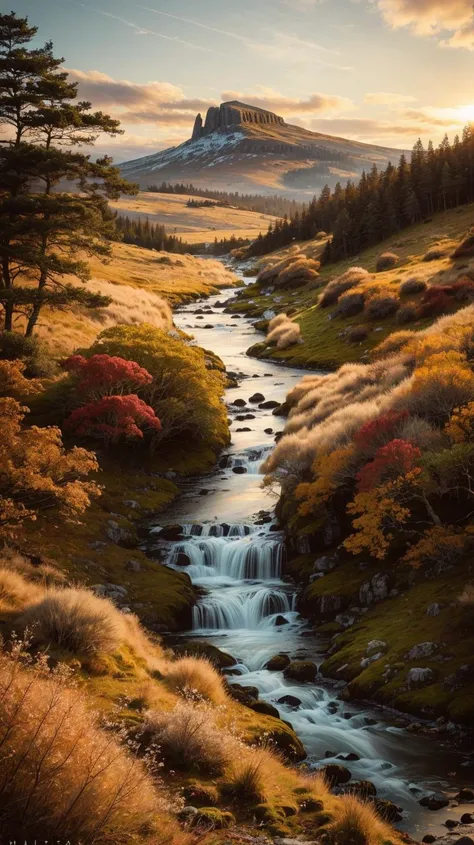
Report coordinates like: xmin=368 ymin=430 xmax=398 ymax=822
xmin=265 ymin=653 xmax=291 ymax=671
xmin=284 ymin=660 xmax=317 ymax=683
xmin=260 ymin=721 xmax=307 ymax=762
xmin=194 ymin=808 xmax=235 ymax=829
xmin=253 ymin=804 xmax=286 ymax=824
xmin=182 ymin=781 xmax=219 ymax=807
xmin=173 ymin=641 xmax=235 ymax=669
xmin=250 ymin=700 xmax=281 ymax=719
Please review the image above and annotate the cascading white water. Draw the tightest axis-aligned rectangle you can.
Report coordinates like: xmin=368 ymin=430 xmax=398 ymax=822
xmin=192 ymin=584 xmax=296 ymax=630
xmin=227 ymin=447 xmax=272 ymax=475
xmin=168 ymin=534 xmax=284 ymax=581
xmin=164 ymin=524 xmax=294 ymax=631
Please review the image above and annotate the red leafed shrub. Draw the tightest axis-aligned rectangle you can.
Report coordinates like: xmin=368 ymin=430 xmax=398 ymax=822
xmin=418 ymin=289 xmax=452 ymax=318
xmin=354 ymin=410 xmax=409 ymax=450
xmin=62 ymin=354 xmax=152 ymax=399
xmin=65 ymin=394 xmax=161 ymax=444
xmin=356 ymin=438 xmax=421 ymax=492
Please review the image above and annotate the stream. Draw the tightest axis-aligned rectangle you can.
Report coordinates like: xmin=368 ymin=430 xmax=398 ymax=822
xmin=145 ymin=266 xmax=473 ymax=840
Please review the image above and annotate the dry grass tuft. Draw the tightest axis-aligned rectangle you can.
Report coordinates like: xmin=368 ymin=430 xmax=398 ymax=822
xmin=0 ymin=569 xmax=43 ymax=613
xmin=0 ymin=645 xmax=178 ymax=843
xmin=163 ymin=656 xmax=228 ymax=705
xmin=144 ymin=701 xmax=232 ymax=775
xmin=458 ymin=583 xmax=474 ymax=606
xmin=267 ymin=314 xmax=302 ymax=349
xmin=86 ymin=279 xmax=173 ymax=331
xmin=221 ymin=748 xmax=268 ymax=805
xmin=18 ymin=587 xmax=163 ymax=667
xmin=329 ymin=794 xmax=395 ymax=845
xmin=376 ymin=251 xmax=399 ymax=272
xmin=320 ymin=267 xmax=370 ymax=307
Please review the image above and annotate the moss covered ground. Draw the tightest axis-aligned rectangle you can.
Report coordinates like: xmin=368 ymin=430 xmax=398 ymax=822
xmin=230 ymin=203 xmax=474 ymax=369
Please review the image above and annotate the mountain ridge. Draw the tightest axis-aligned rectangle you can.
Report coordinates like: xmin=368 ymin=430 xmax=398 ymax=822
xmin=120 ymin=100 xmax=408 ymax=197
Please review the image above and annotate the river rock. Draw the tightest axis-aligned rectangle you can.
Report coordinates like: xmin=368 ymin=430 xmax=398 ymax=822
xmin=235 ymin=427 xmax=252 ymax=433
xmin=232 ymin=398 xmax=247 ymax=407
xmin=174 ymin=642 xmax=235 ymax=669
xmin=284 ymin=660 xmax=317 ymax=683
xmin=278 ymin=694 xmax=302 ymax=708
xmin=321 ymin=764 xmax=352 ymax=786
xmin=456 ymin=788 xmax=474 ymax=802
xmin=462 ymin=813 xmax=474 ymax=823
xmin=422 ymin=837 xmax=437 ymax=844
xmin=264 ymin=427 xmax=273 ymax=434
xmin=275 ymin=614 xmax=289 ymax=626
xmin=407 ymin=667 xmax=437 ymax=689
xmin=232 ymin=466 xmax=247 ymax=474
xmin=419 ymin=792 xmax=450 ymax=810
xmin=250 ymin=700 xmax=281 ymax=719
xmin=335 ymin=613 xmax=355 ymax=628
xmin=157 ymin=524 xmax=183 ymax=540
xmin=349 ymin=780 xmax=377 ymax=797
xmin=265 ymin=654 xmax=291 ymax=671
xmin=374 ymin=799 xmax=403 ymax=822
xmin=338 ymin=752 xmax=360 ymax=762
xmin=176 ymin=551 xmax=191 ymax=566
xmin=258 ymin=400 xmax=280 ymax=409
xmin=249 ymin=392 xmax=265 ymax=403
xmin=406 ymin=642 xmax=440 ymax=660
xmin=359 ymin=572 xmax=390 ymax=606
xmin=445 ymin=819 xmax=460 ymax=829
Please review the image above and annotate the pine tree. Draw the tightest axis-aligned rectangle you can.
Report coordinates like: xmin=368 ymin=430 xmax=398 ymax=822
xmin=0 ymin=11 xmax=136 ymax=335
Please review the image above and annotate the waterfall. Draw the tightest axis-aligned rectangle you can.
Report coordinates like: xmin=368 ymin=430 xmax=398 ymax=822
xmin=192 ymin=585 xmax=296 ymax=631
xmin=168 ymin=535 xmax=285 ymax=581
xmin=226 ymin=447 xmax=272 ymax=475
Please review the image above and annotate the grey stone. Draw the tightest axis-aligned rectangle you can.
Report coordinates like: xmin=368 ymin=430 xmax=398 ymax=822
xmin=427 ymin=603 xmax=442 ymax=616
xmin=105 ymin=520 xmax=138 ymax=548
xmin=361 ymin=652 xmax=384 ymax=669
xmin=313 ymin=555 xmax=338 ymax=574
xmin=366 ymin=639 xmax=388 ymax=656
xmin=359 ymin=573 xmax=390 ymax=606
xmin=406 ymin=642 xmax=440 ymax=661
xmin=407 ymin=667 xmax=436 ymax=689
xmin=335 ymin=614 xmax=355 ymax=628
xmin=125 ymin=559 xmax=141 ymax=572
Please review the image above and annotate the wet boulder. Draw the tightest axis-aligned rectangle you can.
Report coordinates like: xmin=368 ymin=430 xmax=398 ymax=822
xmin=278 ymin=694 xmax=302 ymax=708
xmin=250 ymin=700 xmax=281 ymax=719
xmin=419 ymin=792 xmax=450 ymax=811
xmin=275 ymin=614 xmax=289 ymax=626
xmin=321 ymin=764 xmax=352 ymax=786
xmin=249 ymin=392 xmax=265 ymax=403
xmin=265 ymin=654 xmax=291 ymax=671
xmin=349 ymin=780 xmax=377 ymax=798
xmin=173 ymin=642 xmax=235 ymax=669
xmin=374 ymin=799 xmax=403 ymax=822
xmin=456 ymin=788 xmax=474 ymax=802
xmin=231 ymin=398 xmax=247 ymax=407
xmin=156 ymin=524 xmax=183 ymax=541
xmin=232 ymin=466 xmax=247 ymax=474
xmin=284 ymin=660 xmax=318 ymax=683
xmin=176 ymin=552 xmax=191 ymax=566
xmin=258 ymin=400 xmax=280 ymax=410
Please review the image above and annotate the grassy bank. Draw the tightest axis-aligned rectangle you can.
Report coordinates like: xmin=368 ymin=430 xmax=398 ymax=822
xmin=229 ymin=203 xmax=474 ymax=369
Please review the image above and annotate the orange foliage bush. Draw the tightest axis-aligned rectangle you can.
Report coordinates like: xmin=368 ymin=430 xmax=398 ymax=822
xmin=296 ymin=447 xmax=355 ymax=516
xmin=0 ymin=398 xmax=99 ymax=537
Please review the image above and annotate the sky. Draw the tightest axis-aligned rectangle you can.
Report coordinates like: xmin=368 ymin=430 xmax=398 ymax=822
xmin=10 ymin=0 xmax=474 ymax=162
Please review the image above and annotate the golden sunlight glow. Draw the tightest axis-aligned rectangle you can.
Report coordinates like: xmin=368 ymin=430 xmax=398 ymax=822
xmin=455 ymin=104 xmax=474 ymax=123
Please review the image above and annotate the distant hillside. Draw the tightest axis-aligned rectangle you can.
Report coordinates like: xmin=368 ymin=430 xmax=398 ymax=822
xmin=119 ymin=101 xmax=406 ymax=198
xmin=109 ymin=190 xmax=278 ymax=244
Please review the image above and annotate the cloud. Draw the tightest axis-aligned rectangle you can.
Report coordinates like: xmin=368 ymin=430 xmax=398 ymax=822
xmin=68 ymin=69 xmax=214 ymax=125
xmin=370 ymin=0 xmax=474 ymax=48
xmin=365 ymin=91 xmax=417 ymax=105
xmin=221 ymin=87 xmax=354 ymax=116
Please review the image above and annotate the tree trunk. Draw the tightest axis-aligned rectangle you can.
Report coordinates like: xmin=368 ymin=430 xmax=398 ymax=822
xmin=25 ymin=301 xmax=42 ymax=337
